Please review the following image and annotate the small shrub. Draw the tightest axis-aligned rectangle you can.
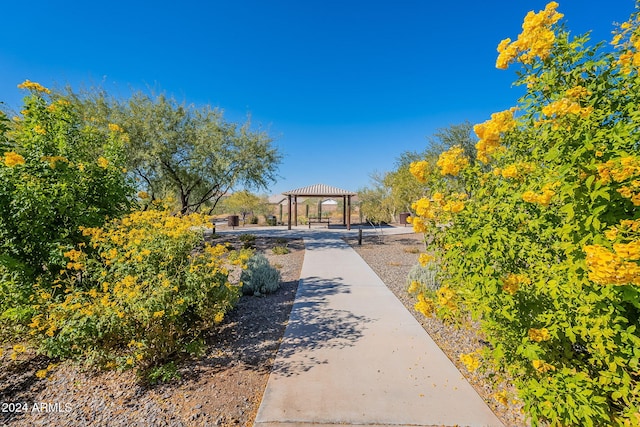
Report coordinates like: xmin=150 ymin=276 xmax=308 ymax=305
xmin=147 ymin=361 xmax=180 ymax=384
xmin=249 ymin=216 xmax=258 ymax=224
xmin=272 ymin=246 xmax=289 ymax=255
xmin=404 ymin=247 xmax=421 ymax=254
xmin=239 ymin=233 xmax=256 ymax=249
xmin=406 ymin=261 xmax=440 ymax=293
xmin=28 ymin=208 xmax=251 ymax=374
xmin=240 ymin=253 xmax=281 ymax=296
xmin=238 ymin=234 xmax=256 ymax=243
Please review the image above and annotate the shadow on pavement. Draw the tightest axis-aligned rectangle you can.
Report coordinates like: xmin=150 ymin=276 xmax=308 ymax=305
xmin=272 ymin=276 xmax=372 ymax=377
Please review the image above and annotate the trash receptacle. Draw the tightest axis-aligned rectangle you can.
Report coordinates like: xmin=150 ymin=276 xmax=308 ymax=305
xmin=399 ymin=212 xmax=411 ymax=226
xmin=228 ymin=215 xmax=239 ymax=227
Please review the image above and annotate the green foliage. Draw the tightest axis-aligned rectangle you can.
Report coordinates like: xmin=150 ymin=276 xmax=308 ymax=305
xmin=358 ymin=173 xmax=396 ymax=223
xmin=147 ymin=361 xmax=180 ymax=384
xmin=223 ymin=190 xmax=270 ymax=225
xmin=0 ymin=82 xmax=133 ymax=313
xmin=240 ymin=253 xmax=281 ymax=296
xmin=266 ymin=216 xmax=277 ymax=226
xmin=27 ymin=208 xmax=249 ymax=373
xmin=272 ymin=246 xmax=290 ymax=255
xmin=239 ymin=233 xmax=256 ymax=249
xmin=405 ymin=5 xmax=640 ymax=426
xmin=64 ymin=89 xmax=281 ymax=214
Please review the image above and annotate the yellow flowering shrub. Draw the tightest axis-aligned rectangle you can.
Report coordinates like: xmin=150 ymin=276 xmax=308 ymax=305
xmin=473 ymin=108 xmax=516 ymax=163
xmin=436 ymin=145 xmax=469 ymax=176
xmin=0 ymin=80 xmax=133 ymax=327
xmin=409 ymin=160 xmax=430 ymax=183
xmin=406 ymin=3 xmax=640 ymax=426
xmin=29 ymin=207 xmax=249 ymax=373
xmin=495 ymin=2 xmax=563 ymax=69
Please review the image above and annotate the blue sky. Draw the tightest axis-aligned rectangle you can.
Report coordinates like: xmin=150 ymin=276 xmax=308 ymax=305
xmin=0 ymin=1 xmax=635 ymax=195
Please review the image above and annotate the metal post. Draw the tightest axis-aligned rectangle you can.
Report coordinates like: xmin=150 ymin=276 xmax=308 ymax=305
xmin=358 ymin=227 xmax=362 ymax=245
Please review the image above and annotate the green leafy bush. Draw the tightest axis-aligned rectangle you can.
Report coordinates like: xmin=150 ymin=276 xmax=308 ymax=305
xmin=272 ymin=246 xmax=290 ymax=255
xmin=406 ymin=3 xmax=640 ymax=425
xmin=239 ymin=233 xmax=256 ymax=249
xmin=0 ymin=81 xmax=133 ymax=312
xmin=28 ymin=208 xmax=251 ymax=374
xmin=240 ymin=253 xmax=281 ymax=296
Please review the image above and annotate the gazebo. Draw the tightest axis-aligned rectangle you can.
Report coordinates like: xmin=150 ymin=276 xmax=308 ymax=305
xmin=282 ymin=184 xmax=357 ymax=230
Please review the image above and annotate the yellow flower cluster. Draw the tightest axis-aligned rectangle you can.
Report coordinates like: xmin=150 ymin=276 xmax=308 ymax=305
xmin=541 ymin=98 xmax=593 ymax=119
xmin=528 ymin=327 xmax=551 ymax=342
xmin=407 ymin=280 xmax=421 ymax=295
xmin=436 ymin=146 xmax=469 ymax=176
xmin=3 ymin=151 xmax=25 ymax=167
xmin=604 ymin=219 xmax=640 ymax=242
xmin=596 ymin=156 xmax=640 ymax=205
xmin=436 ymin=285 xmax=457 ymax=311
xmin=410 ymin=192 xmax=467 ymax=232
xmin=17 ymin=79 xmax=51 ymax=94
xmin=64 ymin=248 xmax=85 ymax=271
xmin=108 ymin=123 xmax=124 ymax=133
xmin=34 ymin=125 xmax=47 ymax=135
xmin=81 ymin=209 xmax=212 ymax=248
xmin=584 ymin=243 xmax=640 ymax=286
xmin=409 ymin=160 xmax=429 ymax=183
xmin=41 ymin=156 xmax=69 ymax=169
xmin=407 ymin=216 xmax=427 ymax=233
xmin=474 ymin=109 xmax=516 ymax=163
xmin=502 ymin=273 xmax=531 ymax=295
xmin=496 ymin=2 xmax=563 ymax=69
xmin=97 ymin=156 xmax=109 ymax=169
xmin=493 ymin=390 xmax=509 ymax=406
xmin=418 ymin=252 xmax=434 ymax=267
xmin=614 ymin=20 xmax=640 ymax=74
xmin=414 ymin=293 xmax=435 ymax=317
xmin=46 ymin=99 xmax=71 ymax=113
xmin=412 ymin=197 xmax=437 ymax=220
xmin=522 ymin=183 xmax=557 ymax=206
xmin=532 ymin=359 xmax=556 ymax=373
xmin=459 ymin=351 xmax=481 ymax=372
xmin=564 ymin=85 xmax=591 ymax=99
xmin=495 ymin=162 xmax=536 ymax=180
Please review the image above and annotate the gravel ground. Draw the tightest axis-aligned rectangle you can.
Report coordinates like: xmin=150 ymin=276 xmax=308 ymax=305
xmin=345 ymin=231 xmax=530 ymax=427
xmin=1 ymin=229 xmax=530 ymax=427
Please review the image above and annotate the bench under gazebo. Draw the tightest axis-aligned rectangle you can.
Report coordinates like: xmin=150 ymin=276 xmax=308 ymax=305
xmin=282 ymin=184 xmax=356 ymax=230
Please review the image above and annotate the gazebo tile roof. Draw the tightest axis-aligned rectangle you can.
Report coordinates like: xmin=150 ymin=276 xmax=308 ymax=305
xmin=282 ymin=183 xmax=356 ymax=196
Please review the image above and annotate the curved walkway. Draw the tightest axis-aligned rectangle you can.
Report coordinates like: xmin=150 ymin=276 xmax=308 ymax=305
xmin=221 ymin=226 xmax=504 ymax=426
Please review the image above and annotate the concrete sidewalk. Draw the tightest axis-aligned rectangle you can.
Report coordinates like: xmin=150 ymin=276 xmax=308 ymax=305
xmin=253 ymin=234 xmax=504 ymax=427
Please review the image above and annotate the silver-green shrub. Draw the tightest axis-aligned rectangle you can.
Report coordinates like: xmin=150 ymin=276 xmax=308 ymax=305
xmin=240 ymin=253 xmax=281 ymax=296
xmin=406 ymin=261 xmax=440 ymax=293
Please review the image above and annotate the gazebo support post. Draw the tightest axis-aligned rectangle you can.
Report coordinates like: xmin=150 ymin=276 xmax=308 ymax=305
xmin=347 ymin=195 xmax=352 ymax=230
xmin=294 ymin=196 xmax=298 ymax=226
xmin=287 ymin=195 xmax=292 ymax=230
xmin=342 ymin=196 xmax=347 ymax=226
